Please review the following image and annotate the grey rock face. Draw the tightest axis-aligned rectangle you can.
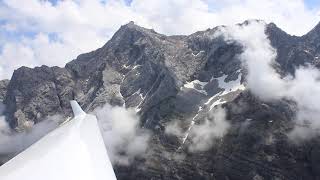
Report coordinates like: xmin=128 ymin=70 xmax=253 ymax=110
xmin=0 ymin=79 xmax=9 ymax=102
xmin=2 ymin=20 xmax=320 ymax=179
xmin=4 ymin=66 xmax=64 ymax=130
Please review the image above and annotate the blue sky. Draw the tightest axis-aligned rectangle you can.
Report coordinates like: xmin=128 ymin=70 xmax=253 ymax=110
xmin=305 ymin=0 xmax=319 ymax=9
xmin=124 ymin=0 xmax=133 ymax=5
xmin=0 ymin=0 xmax=319 ymax=79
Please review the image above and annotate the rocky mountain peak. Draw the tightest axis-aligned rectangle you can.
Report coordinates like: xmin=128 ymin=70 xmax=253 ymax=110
xmin=238 ymin=19 xmax=266 ymax=26
xmin=109 ymin=21 xmax=160 ymax=45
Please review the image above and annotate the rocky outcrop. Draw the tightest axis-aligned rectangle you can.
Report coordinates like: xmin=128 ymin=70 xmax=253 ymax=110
xmin=2 ymin=20 xmax=320 ymax=179
xmin=4 ymin=66 xmax=73 ymax=130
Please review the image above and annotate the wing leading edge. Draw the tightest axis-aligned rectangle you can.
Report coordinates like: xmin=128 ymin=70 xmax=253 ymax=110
xmin=0 ymin=101 xmax=117 ymax=180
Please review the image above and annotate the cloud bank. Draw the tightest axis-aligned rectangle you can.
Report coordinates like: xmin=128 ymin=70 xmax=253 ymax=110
xmin=0 ymin=0 xmax=319 ymax=79
xmin=218 ymin=20 xmax=320 ymax=141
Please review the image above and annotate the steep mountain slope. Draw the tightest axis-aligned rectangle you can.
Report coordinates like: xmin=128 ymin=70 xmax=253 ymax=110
xmin=2 ymin=20 xmax=320 ymax=179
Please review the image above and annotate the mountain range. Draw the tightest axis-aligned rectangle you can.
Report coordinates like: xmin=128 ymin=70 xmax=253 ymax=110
xmin=1 ymin=20 xmax=320 ymax=180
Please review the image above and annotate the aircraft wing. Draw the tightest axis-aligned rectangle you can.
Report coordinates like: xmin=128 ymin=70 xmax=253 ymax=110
xmin=0 ymin=101 xmax=117 ymax=180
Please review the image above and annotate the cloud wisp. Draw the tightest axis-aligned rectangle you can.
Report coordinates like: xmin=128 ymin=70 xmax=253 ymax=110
xmin=166 ymin=107 xmax=230 ymax=152
xmin=187 ymin=107 xmax=229 ymax=152
xmin=94 ymin=103 xmax=150 ymax=165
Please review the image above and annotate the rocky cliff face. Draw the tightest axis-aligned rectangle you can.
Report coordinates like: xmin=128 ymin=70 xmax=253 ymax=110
xmin=2 ymin=20 xmax=320 ymax=179
xmin=0 ymin=80 xmax=9 ymax=102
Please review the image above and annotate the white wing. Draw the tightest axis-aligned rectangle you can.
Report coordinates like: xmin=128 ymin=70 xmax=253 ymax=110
xmin=0 ymin=101 xmax=117 ymax=180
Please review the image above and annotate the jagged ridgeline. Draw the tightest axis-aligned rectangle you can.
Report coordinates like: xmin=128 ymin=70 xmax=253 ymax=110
xmin=1 ymin=20 xmax=320 ymax=179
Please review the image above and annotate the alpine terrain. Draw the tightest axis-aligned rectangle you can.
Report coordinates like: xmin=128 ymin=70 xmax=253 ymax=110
xmin=1 ymin=20 xmax=320 ymax=180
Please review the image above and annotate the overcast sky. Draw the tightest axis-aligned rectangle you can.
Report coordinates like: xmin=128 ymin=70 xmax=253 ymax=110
xmin=0 ymin=0 xmax=319 ymax=80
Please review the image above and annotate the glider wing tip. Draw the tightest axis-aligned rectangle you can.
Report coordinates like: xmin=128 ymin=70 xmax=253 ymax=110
xmin=70 ymin=100 xmax=86 ymax=117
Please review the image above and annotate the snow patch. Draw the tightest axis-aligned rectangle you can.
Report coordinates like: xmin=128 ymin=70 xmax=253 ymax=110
xmin=132 ymin=89 xmax=145 ymax=113
xmin=132 ymin=65 xmax=141 ymax=70
xmin=303 ymin=49 xmax=312 ymax=54
xmin=181 ymin=80 xmax=208 ymax=95
xmin=205 ymin=73 xmax=245 ymax=109
xmin=209 ymin=99 xmax=227 ymax=111
xmin=214 ymin=73 xmax=245 ymax=95
xmin=177 ymin=73 xmax=245 ymax=148
xmin=122 ymin=64 xmax=130 ymax=69
xmin=205 ymin=92 xmax=222 ymax=105
xmin=191 ymin=50 xmax=204 ymax=56
xmin=181 ymin=121 xmax=195 ymax=145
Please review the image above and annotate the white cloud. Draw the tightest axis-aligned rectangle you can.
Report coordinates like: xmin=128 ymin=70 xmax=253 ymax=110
xmin=0 ymin=111 xmax=60 ymax=162
xmin=0 ymin=101 xmax=150 ymax=165
xmin=188 ymin=107 xmax=229 ymax=152
xmin=130 ymin=0 xmax=216 ymax=35
xmin=208 ymin=0 xmax=320 ymax=35
xmin=0 ymin=33 xmax=80 ymax=79
xmin=0 ymin=0 xmax=319 ymax=80
xmin=216 ymin=21 xmax=288 ymax=100
xmin=0 ymin=0 xmax=148 ymax=79
xmin=217 ymin=20 xmax=320 ymax=141
xmin=131 ymin=0 xmax=320 ymax=36
xmin=165 ymin=120 xmax=184 ymax=138
xmin=94 ymin=103 xmax=150 ymax=165
xmin=165 ymin=107 xmax=230 ymax=152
